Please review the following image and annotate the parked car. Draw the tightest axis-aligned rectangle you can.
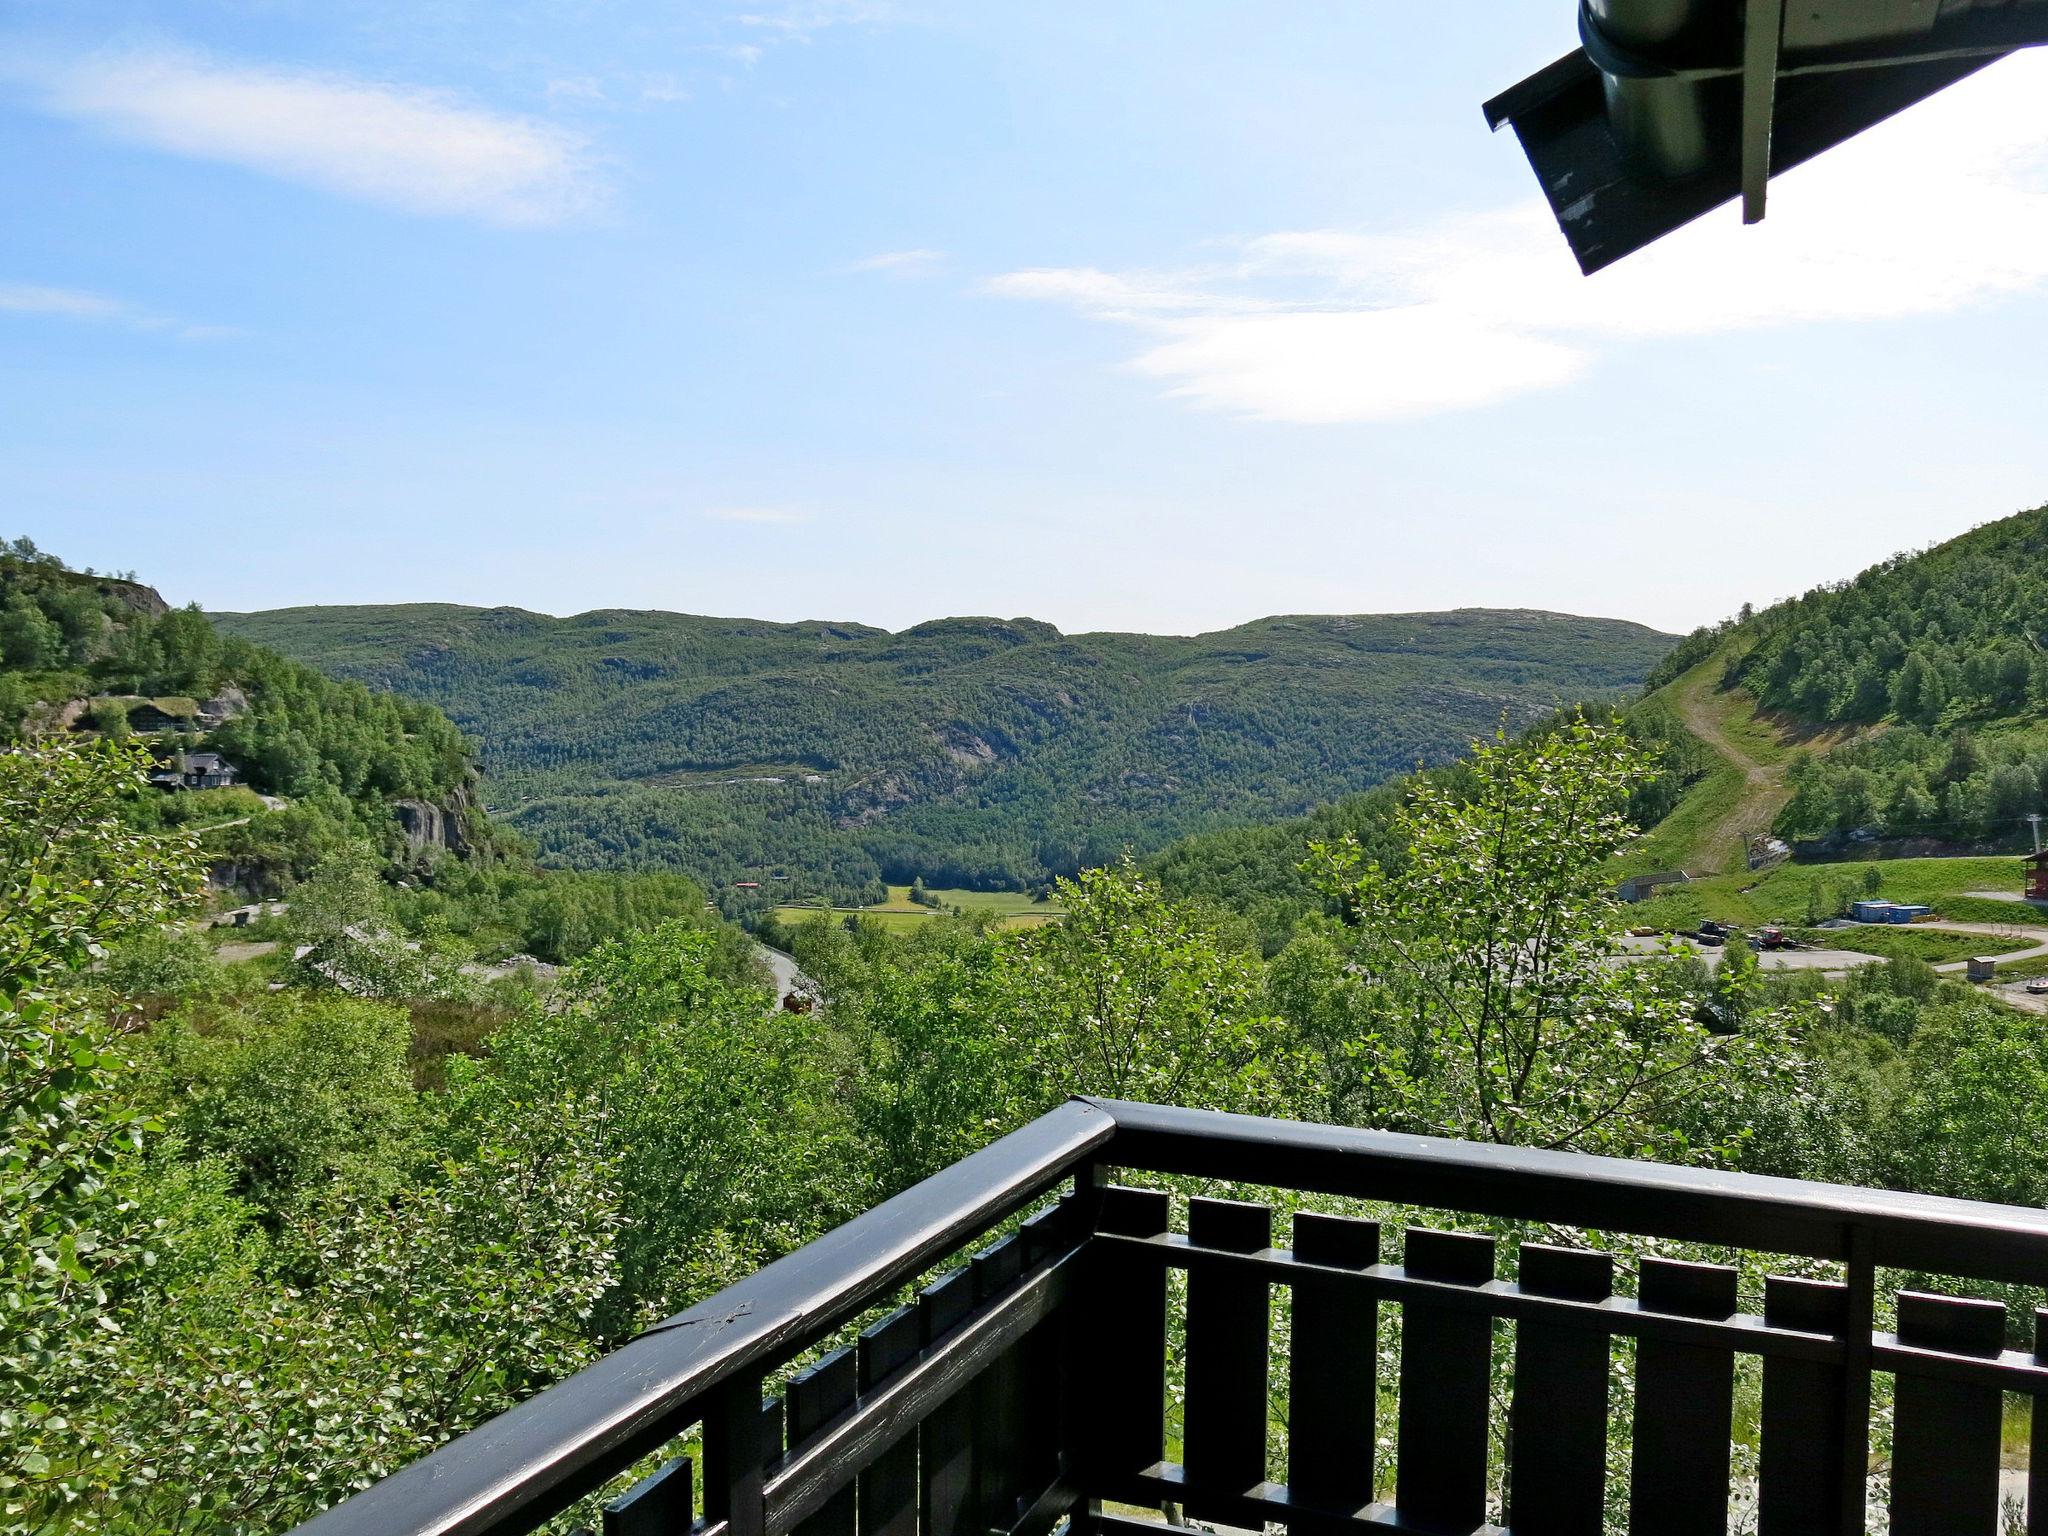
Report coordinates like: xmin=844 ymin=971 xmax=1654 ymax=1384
xmin=2026 ymin=977 xmax=2048 ymax=996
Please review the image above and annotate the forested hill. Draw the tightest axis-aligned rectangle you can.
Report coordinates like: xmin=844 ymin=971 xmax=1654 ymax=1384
xmin=213 ymin=602 xmax=1676 ymax=896
xmin=1729 ymin=504 xmax=2048 ymax=724
xmin=1151 ymin=500 xmax=2048 ymax=948
xmin=0 ymin=541 xmax=489 ymax=883
xmin=1660 ymin=501 xmax=2048 ymax=852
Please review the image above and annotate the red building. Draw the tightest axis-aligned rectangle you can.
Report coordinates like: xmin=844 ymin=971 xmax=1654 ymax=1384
xmin=2027 ymin=850 xmax=2048 ymax=901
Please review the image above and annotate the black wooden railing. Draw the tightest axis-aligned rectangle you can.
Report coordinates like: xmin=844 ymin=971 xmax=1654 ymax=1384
xmin=292 ymin=1098 xmax=2048 ymax=1536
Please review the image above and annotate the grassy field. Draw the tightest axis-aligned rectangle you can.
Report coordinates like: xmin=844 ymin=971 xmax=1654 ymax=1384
xmin=772 ymin=885 xmax=1064 ymax=934
xmin=1626 ymin=854 xmax=2040 ymax=931
xmin=1786 ymin=927 xmax=2035 ymax=964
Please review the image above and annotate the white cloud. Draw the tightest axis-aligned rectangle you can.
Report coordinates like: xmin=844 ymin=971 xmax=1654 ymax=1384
xmin=0 ymin=281 xmax=224 ymax=338
xmin=704 ymin=505 xmax=812 ymax=524
xmin=14 ymin=47 xmax=598 ymax=227
xmin=990 ymin=53 xmax=2048 ymax=423
xmin=851 ymin=248 xmax=946 ymax=275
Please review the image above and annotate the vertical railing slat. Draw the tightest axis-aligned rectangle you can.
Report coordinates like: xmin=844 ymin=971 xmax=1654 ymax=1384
xmin=2030 ymin=1309 xmax=2048 ymax=1536
xmin=603 ymin=1457 xmax=692 ymax=1536
xmin=704 ymin=1371 xmax=770 ymax=1536
xmin=1395 ymin=1228 xmax=1496 ymax=1533
xmin=789 ymin=1348 xmax=858 ymax=1536
xmin=1070 ymin=1183 xmax=1171 ymax=1514
xmin=919 ymin=1269 xmax=979 ymax=1536
xmin=1183 ymin=1198 xmax=1274 ymax=1517
xmin=1839 ymin=1228 xmax=1876 ymax=1536
xmin=1014 ymin=1200 xmax=1076 ymax=1513
xmin=972 ymin=1234 xmax=1029 ymax=1532
xmin=1508 ymin=1243 xmax=1612 ymax=1536
xmin=855 ymin=1307 xmax=919 ymax=1536
xmin=1286 ymin=1212 xmax=1380 ymax=1513
xmin=1889 ymin=1290 xmax=2006 ymax=1536
xmin=1758 ymin=1275 xmax=1850 ymax=1536
xmin=1628 ymin=1256 xmax=1738 ymax=1536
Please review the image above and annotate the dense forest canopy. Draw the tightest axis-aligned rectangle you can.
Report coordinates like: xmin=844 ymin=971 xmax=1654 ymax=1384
xmin=1721 ymin=503 xmax=2048 ymax=846
xmin=1734 ymin=506 xmax=2048 ymax=728
xmin=215 ymin=601 xmax=1675 ymax=899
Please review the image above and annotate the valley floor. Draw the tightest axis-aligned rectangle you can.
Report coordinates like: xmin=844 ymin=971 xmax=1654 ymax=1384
xmin=771 ymin=884 xmax=1064 ymax=934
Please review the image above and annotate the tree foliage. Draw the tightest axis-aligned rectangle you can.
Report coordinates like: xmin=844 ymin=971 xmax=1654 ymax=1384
xmin=0 ymin=740 xmax=201 ymax=1524
xmin=1304 ymin=717 xmax=1796 ymax=1156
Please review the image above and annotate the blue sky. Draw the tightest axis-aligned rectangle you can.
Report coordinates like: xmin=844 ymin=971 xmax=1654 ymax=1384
xmin=7 ymin=2 xmax=2048 ymax=636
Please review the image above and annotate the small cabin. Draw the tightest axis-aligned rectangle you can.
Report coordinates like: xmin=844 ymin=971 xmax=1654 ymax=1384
xmin=1967 ymin=956 xmax=1998 ymax=984
xmin=181 ymin=751 xmax=238 ymax=789
xmin=149 ymin=749 xmax=240 ymax=792
xmin=2028 ymin=849 xmax=2048 ymax=902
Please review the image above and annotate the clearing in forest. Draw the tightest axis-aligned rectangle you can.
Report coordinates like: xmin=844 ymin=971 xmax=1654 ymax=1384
xmin=1626 ymin=653 xmax=1868 ymax=878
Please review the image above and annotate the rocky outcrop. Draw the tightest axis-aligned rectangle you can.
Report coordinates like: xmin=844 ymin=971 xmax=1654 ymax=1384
xmin=393 ymin=797 xmax=470 ymax=856
xmin=197 ymin=684 xmax=249 ymax=725
xmin=96 ymin=577 xmax=169 ymax=618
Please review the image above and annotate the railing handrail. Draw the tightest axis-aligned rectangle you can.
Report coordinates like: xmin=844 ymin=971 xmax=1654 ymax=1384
xmin=290 ymin=1099 xmax=1113 ymax=1536
xmin=1086 ymin=1098 xmax=2048 ymax=1284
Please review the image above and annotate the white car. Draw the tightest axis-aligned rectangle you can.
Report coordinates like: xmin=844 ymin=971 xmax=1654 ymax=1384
xmin=2027 ymin=978 xmax=2048 ymax=996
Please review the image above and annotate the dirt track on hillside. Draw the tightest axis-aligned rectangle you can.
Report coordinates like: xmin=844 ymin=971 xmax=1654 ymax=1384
xmin=1668 ymin=665 xmax=1869 ymax=876
xmin=1668 ymin=668 xmax=1793 ymax=874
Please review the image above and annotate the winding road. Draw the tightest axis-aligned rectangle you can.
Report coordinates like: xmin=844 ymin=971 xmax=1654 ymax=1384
xmin=756 ymin=941 xmax=806 ymax=1003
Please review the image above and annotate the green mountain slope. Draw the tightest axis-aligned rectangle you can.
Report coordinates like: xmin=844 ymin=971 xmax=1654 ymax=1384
xmin=1651 ymin=502 xmax=2048 ymax=856
xmin=0 ymin=544 xmax=490 ymax=885
xmin=213 ymin=603 xmax=1676 ymax=897
xmin=1156 ymin=499 xmax=2048 ymax=943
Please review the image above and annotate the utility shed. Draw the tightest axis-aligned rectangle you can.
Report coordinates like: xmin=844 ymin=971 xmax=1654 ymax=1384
xmin=1616 ymin=870 xmax=1689 ymax=902
xmin=1486 ymin=0 xmax=2048 ymax=272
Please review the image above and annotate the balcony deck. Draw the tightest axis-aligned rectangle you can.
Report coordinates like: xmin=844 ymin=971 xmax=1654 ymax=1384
xmin=292 ymin=1098 xmax=2048 ymax=1536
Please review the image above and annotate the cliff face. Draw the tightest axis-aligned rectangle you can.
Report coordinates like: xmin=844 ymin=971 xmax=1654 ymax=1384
xmin=392 ymin=787 xmax=475 ymax=856
xmin=98 ymin=576 xmax=170 ymax=619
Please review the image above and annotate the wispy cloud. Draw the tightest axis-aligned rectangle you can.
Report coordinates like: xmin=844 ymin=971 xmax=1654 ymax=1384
xmin=736 ymin=2 xmax=895 ymax=42
xmin=704 ymin=505 xmax=812 ymax=524
xmin=11 ymin=46 xmax=599 ymax=227
xmin=0 ymin=281 xmax=225 ymax=338
xmin=850 ymin=248 xmax=946 ymax=276
xmin=990 ymin=54 xmax=2048 ymax=423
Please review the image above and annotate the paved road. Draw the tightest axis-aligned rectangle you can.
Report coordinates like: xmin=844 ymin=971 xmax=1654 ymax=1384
xmin=1621 ymin=916 xmax=2048 ymax=982
xmin=756 ymin=941 xmax=805 ymax=1001
xmin=215 ymin=939 xmax=279 ymax=964
xmin=1620 ymin=934 xmax=1886 ymax=972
